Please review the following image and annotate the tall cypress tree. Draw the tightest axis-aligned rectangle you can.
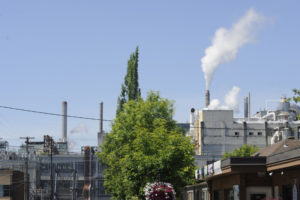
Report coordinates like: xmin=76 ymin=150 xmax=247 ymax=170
xmin=116 ymin=46 xmax=140 ymax=115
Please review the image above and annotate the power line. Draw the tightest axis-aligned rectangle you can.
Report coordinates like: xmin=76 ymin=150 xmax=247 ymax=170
xmin=0 ymin=105 xmax=112 ymax=121
xmin=1 ymin=104 xmax=285 ymax=127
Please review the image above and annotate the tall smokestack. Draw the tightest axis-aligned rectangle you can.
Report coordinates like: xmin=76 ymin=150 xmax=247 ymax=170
xmin=190 ymin=108 xmax=195 ymax=134
xmin=98 ymin=102 xmax=103 ymax=149
xmin=62 ymin=101 xmax=67 ymax=143
xmin=248 ymin=92 xmax=251 ymax=120
xmin=205 ymin=90 xmax=210 ymax=108
xmin=244 ymin=96 xmax=249 ymax=118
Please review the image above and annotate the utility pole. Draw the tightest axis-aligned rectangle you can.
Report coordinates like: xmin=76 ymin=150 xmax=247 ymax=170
xmin=100 ymin=101 xmax=103 ymax=135
xmin=20 ymin=136 xmax=34 ymax=200
xmin=98 ymin=102 xmax=104 ymax=151
xmin=44 ymin=135 xmax=55 ymax=200
xmin=50 ymin=138 xmax=54 ymax=200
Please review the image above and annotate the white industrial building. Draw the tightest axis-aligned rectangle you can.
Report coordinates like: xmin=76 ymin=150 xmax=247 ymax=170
xmin=189 ymin=93 xmax=300 ymax=168
xmin=0 ymin=101 xmax=110 ymax=200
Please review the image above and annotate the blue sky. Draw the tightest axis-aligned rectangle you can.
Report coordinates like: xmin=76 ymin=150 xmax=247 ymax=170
xmin=0 ymin=1 xmax=299 ymax=150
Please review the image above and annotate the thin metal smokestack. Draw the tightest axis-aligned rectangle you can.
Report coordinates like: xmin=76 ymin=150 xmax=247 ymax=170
xmin=190 ymin=108 xmax=195 ymax=134
xmin=98 ymin=102 xmax=103 ymax=149
xmin=244 ymin=96 xmax=249 ymax=118
xmin=248 ymin=92 xmax=251 ymax=120
xmin=62 ymin=101 xmax=67 ymax=143
xmin=205 ymin=90 xmax=210 ymax=108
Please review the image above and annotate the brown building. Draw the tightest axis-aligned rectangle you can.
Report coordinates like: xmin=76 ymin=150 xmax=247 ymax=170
xmin=208 ymin=157 xmax=272 ymax=200
xmin=0 ymin=169 xmax=24 ymax=200
xmin=184 ymin=138 xmax=300 ymax=200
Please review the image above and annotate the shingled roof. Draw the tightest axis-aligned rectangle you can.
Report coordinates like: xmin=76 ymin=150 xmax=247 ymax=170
xmin=253 ymin=138 xmax=300 ymax=157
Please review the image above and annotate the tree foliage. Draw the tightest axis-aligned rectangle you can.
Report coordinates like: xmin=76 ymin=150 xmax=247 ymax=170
xmin=222 ymin=144 xmax=258 ymax=159
xmin=286 ymin=89 xmax=300 ymax=103
xmin=116 ymin=46 xmax=141 ymax=115
xmin=291 ymin=89 xmax=300 ymax=103
xmin=99 ymin=92 xmax=195 ymax=199
xmin=286 ymin=89 xmax=300 ymax=120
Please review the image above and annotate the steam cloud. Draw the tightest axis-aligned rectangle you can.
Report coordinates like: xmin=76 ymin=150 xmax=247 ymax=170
xmin=225 ymin=86 xmax=240 ymax=112
xmin=68 ymin=139 xmax=76 ymax=150
xmin=201 ymin=8 xmax=265 ymax=89
xmin=70 ymin=123 xmax=88 ymax=134
xmin=208 ymin=99 xmax=227 ymax=110
xmin=207 ymin=86 xmax=240 ymax=113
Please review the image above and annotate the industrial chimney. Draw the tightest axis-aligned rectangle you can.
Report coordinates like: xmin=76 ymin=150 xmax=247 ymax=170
xmin=248 ymin=92 xmax=251 ymax=120
xmin=190 ymin=108 xmax=195 ymax=134
xmin=62 ymin=101 xmax=67 ymax=143
xmin=244 ymin=96 xmax=249 ymax=118
xmin=205 ymin=90 xmax=210 ymax=108
xmin=98 ymin=102 xmax=103 ymax=150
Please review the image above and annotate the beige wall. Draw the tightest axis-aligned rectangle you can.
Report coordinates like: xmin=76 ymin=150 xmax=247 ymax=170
xmin=0 ymin=197 xmax=11 ymax=200
xmin=0 ymin=172 xmax=12 ymax=185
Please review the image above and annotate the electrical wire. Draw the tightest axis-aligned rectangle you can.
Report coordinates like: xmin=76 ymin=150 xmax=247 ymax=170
xmin=0 ymin=104 xmax=285 ymax=126
xmin=0 ymin=105 xmax=112 ymax=121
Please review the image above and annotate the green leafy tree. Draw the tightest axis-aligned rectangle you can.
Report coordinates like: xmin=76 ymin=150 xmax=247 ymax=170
xmin=291 ymin=89 xmax=300 ymax=103
xmin=99 ymin=92 xmax=195 ymax=199
xmin=116 ymin=46 xmax=141 ymax=115
xmin=222 ymin=144 xmax=258 ymax=159
xmin=286 ymin=89 xmax=300 ymax=103
xmin=286 ymin=89 xmax=300 ymax=119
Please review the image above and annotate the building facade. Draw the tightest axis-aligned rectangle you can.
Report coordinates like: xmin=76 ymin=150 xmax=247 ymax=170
xmin=189 ymin=97 xmax=300 ymax=167
xmin=0 ymin=137 xmax=110 ymax=200
xmin=0 ymin=169 xmax=24 ymax=200
xmin=183 ymin=138 xmax=300 ymax=200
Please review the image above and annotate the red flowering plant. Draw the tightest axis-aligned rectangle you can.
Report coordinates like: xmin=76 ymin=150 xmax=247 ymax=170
xmin=144 ymin=182 xmax=176 ymax=200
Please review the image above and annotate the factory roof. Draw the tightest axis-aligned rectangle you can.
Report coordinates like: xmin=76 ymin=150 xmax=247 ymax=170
xmin=253 ymin=138 xmax=300 ymax=157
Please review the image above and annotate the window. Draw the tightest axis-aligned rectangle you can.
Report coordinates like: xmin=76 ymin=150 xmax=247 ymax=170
xmin=202 ymin=189 xmax=209 ymax=200
xmin=40 ymin=181 xmax=49 ymax=190
xmin=213 ymin=191 xmax=221 ymax=200
xmin=249 ymin=132 xmax=254 ymax=136
xmin=282 ymin=184 xmax=293 ymax=200
xmin=0 ymin=185 xmax=3 ymax=197
xmin=258 ymin=132 xmax=262 ymax=136
xmin=77 ymin=162 xmax=84 ymax=172
xmin=234 ymin=132 xmax=239 ymax=136
xmin=41 ymin=163 xmax=49 ymax=171
xmin=188 ymin=191 xmax=194 ymax=200
xmin=224 ymin=189 xmax=234 ymax=200
xmin=250 ymin=194 xmax=266 ymax=200
xmin=0 ymin=185 xmax=11 ymax=197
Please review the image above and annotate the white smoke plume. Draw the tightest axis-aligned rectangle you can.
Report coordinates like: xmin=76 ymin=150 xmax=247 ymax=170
xmin=68 ymin=139 xmax=76 ymax=150
xmin=207 ymin=86 xmax=240 ymax=113
xmin=208 ymin=99 xmax=225 ymax=110
xmin=225 ymin=86 xmax=240 ymax=112
xmin=207 ymin=99 xmax=221 ymax=110
xmin=207 ymin=99 xmax=229 ymax=110
xmin=201 ymin=8 xmax=265 ymax=89
xmin=70 ymin=123 xmax=88 ymax=134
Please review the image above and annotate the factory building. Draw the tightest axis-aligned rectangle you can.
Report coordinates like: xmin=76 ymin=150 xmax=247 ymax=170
xmin=0 ymin=101 xmax=110 ymax=200
xmin=0 ymin=169 xmax=25 ymax=200
xmin=189 ymin=92 xmax=300 ymax=168
xmin=0 ymin=143 xmax=109 ymax=200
